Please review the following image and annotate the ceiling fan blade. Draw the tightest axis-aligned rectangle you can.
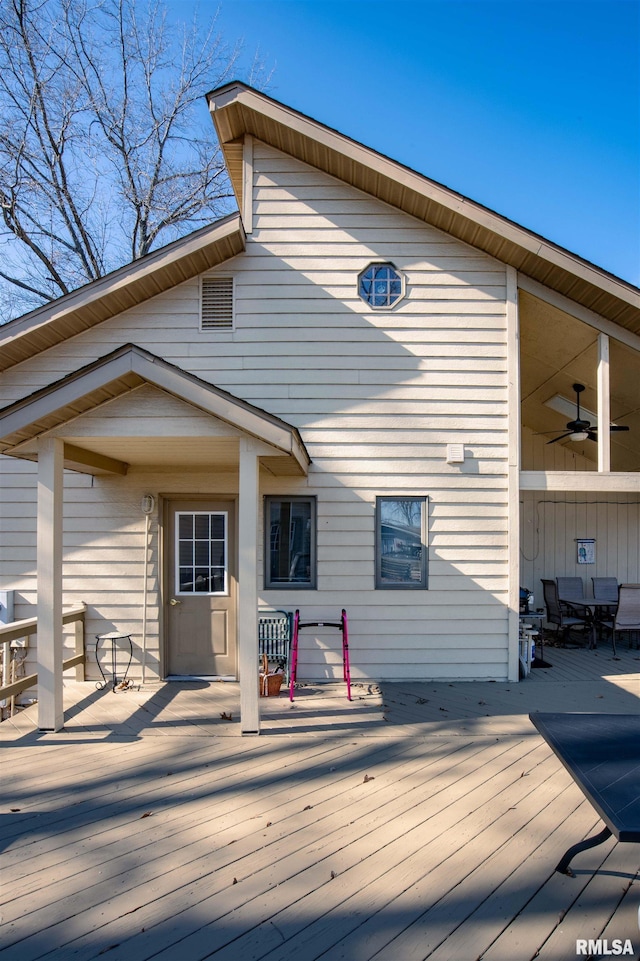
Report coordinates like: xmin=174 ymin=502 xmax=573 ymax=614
xmin=540 ymin=382 xmax=631 ymax=444
xmin=588 ymin=425 xmax=630 ymax=433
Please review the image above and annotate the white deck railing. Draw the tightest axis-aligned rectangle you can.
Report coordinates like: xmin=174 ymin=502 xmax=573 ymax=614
xmin=0 ymin=604 xmax=86 ymax=712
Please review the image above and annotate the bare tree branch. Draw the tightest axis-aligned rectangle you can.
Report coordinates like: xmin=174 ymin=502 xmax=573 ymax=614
xmin=0 ymin=0 xmax=270 ymax=321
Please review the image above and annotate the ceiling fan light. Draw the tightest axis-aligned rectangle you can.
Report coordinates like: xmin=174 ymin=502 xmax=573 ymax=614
xmin=569 ymin=431 xmax=589 ymax=442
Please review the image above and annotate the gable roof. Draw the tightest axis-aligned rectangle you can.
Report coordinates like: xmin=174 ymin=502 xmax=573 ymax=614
xmin=0 ymin=343 xmax=310 ymax=475
xmin=0 ymin=214 xmax=245 ymax=373
xmin=1 ymin=84 xmax=638 ymax=378
xmin=207 ymin=82 xmax=640 ymax=336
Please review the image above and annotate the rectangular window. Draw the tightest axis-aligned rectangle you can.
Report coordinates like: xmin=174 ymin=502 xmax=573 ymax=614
xmin=375 ymin=496 xmax=428 ymax=589
xmin=265 ymin=496 xmax=316 ymax=589
xmin=176 ymin=510 xmax=228 ymax=594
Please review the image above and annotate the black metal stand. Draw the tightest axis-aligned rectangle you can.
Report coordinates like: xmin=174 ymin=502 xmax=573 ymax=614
xmin=555 ymin=825 xmax=613 ymax=877
xmin=96 ymin=632 xmax=133 ymax=692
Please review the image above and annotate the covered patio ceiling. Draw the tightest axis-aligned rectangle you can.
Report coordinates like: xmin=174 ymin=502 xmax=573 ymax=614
xmin=520 ymin=291 xmax=640 ymax=472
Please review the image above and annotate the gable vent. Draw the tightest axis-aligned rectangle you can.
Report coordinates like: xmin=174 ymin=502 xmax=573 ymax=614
xmin=201 ymin=276 xmax=234 ymax=330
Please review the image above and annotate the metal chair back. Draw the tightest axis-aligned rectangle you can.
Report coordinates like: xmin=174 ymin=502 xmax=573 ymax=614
xmin=556 ymin=577 xmax=584 ymax=601
xmin=542 ymin=579 xmax=562 ymax=625
xmin=592 ymin=577 xmax=618 ymax=601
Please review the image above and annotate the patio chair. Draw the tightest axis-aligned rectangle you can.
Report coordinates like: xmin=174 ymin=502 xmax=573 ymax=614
xmin=556 ymin=577 xmax=588 ymax=624
xmin=591 ymin=576 xmax=619 ymax=635
xmin=601 ymin=584 xmax=640 ymax=655
xmin=542 ymin=579 xmax=589 ymax=645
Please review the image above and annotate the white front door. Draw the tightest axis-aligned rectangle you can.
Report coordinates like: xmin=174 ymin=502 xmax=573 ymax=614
xmin=166 ymin=500 xmax=237 ymax=677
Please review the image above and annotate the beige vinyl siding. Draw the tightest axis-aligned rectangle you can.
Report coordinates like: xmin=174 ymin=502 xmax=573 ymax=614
xmin=0 ymin=142 xmax=511 ymax=682
xmin=0 ymin=458 xmax=37 ymax=587
xmin=247 ymin=146 xmax=509 ymax=680
xmin=0 ymin=458 xmax=90 ymax=591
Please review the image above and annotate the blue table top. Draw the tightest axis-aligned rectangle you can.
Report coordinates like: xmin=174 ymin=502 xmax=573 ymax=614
xmin=530 ymin=713 xmax=640 ymax=842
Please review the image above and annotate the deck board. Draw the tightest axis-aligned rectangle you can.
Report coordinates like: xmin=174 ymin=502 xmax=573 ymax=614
xmin=1 ymin=648 xmax=639 ymax=961
xmin=532 ymin=840 xmax=639 ymax=960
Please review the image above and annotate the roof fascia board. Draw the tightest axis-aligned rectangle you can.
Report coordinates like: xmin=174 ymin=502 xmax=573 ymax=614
xmin=0 ymin=350 xmax=140 ymax=441
xmin=519 ymin=275 xmax=640 ymax=352
xmin=0 ymin=214 xmax=245 ymax=352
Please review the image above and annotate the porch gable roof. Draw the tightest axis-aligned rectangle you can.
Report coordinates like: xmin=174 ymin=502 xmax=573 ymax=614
xmin=0 ymin=343 xmax=310 ymax=476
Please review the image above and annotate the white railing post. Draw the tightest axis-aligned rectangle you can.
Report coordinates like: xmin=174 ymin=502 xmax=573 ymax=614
xmin=75 ymin=616 xmax=85 ymax=681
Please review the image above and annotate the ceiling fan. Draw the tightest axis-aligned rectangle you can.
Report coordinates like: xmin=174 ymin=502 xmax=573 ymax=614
xmin=546 ymin=383 xmax=630 ymax=445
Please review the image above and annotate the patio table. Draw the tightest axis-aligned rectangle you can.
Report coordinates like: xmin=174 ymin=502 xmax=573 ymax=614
xmin=530 ymin=713 xmax=640 ymax=876
xmin=559 ymin=596 xmax=616 ymax=649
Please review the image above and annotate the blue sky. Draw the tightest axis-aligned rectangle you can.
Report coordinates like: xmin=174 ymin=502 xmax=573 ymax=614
xmin=172 ymin=0 xmax=639 ymax=286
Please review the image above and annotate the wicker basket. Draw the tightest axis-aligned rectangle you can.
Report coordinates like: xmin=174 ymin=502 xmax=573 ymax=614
xmin=259 ymin=653 xmax=284 ymax=697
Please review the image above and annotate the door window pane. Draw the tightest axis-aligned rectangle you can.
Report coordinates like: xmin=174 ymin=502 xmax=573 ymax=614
xmin=176 ymin=511 xmax=227 ymax=594
xmin=265 ymin=497 xmax=316 ymax=589
xmin=376 ymin=496 xmax=427 ymax=589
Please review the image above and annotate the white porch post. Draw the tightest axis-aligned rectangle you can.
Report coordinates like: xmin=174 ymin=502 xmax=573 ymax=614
xmin=506 ymin=266 xmax=521 ymax=681
xmin=238 ymin=438 xmax=260 ymax=734
xmin=37 ymin=437 xmax=64 ymax=731
xmin=597 ymin=333 xmax=611 ymax=473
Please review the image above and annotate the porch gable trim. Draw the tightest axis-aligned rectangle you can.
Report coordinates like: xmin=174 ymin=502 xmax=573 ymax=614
xmin=0 ymin=344 xmax=310 ymax=475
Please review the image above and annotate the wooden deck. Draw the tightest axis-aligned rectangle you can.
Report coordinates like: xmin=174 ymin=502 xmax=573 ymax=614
xmin=2 ymin=645 xmax=640 ymax=961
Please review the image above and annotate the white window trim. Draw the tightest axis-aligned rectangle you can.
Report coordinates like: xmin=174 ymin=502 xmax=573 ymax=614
xmin=357 ymin=261 xmax=405 ymax=310
xmin=175 ymin=510 xmax=229 ymax=596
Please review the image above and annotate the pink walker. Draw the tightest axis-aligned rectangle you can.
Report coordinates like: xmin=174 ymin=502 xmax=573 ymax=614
xmin=289 ymin=609 xmax=351 ymax=702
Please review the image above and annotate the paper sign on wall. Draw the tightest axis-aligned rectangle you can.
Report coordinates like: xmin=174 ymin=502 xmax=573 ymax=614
xmin=576 ymin=538 xmax=595 ymax=564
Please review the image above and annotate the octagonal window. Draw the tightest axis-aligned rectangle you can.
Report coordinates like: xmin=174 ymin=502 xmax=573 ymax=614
xmin=358 ymin=262 xmax=404 ymax=309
